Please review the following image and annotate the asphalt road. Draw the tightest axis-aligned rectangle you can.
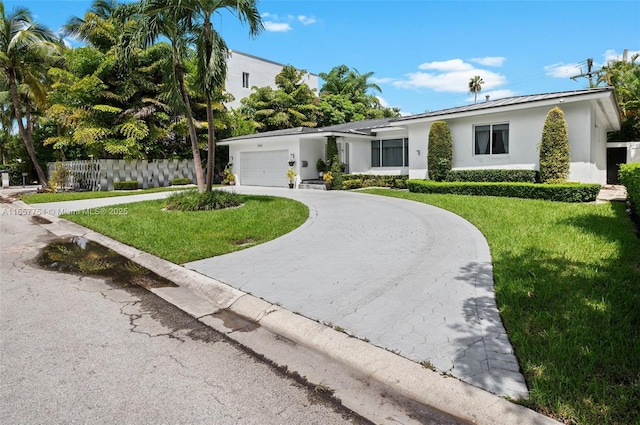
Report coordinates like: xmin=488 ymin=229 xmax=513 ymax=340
xmin=0 ymin=199 xmax=368 ymax=425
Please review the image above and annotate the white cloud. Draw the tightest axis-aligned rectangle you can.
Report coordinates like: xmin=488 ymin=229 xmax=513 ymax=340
xmin=603 ymin=49 xmax=640 ymax=62
xmin=544 ymin=62 xmax=581 ymax=78
xmin=470 ymin=56 xmax=506 ymax=67
xmin=376 ymin=96 xmax=390 ymax=108
xmin=394 ymin=59 xmax=506 ymax=93
xmin=261 ymin=12 xmax=317 ymax=32
xmin=264 ymin=21 xmax=292 ymax=32
xmin=370 ymin=77 xmax=396 ymax=84
xmin=418 ymin=59 xmax=474 ymax=72
xmin=298 ymin=15 xmax=316 ymax=25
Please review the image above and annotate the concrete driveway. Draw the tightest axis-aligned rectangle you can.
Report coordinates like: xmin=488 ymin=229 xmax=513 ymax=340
xmin=185 ymin=187 xmax=527 ymax=398
xmin=32 ymin=185 xmax=527 ymax=398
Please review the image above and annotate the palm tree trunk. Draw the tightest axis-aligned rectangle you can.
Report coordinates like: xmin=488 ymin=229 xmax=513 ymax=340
xmin=174 ymin=61 xmax=205 ymax=193
xmin=7 ymin=68 xmax=48 ymax=189
xmin=205 ymin=96 xmax=215 ymax=191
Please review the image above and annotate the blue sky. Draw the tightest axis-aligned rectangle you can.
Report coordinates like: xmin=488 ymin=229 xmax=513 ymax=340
xmin=6 ymin=0 xmax=640 ymax=115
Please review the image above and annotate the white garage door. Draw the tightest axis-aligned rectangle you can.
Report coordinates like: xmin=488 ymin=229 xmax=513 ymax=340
xmin=239 ymin=150 xmax=289 ymax=187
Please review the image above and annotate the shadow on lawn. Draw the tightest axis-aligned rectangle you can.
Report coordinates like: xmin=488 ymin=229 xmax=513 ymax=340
xmin=447 ymin=261 xmax=528 ymax=399
xmin=451 ymin=203 xmax=640 ymax=424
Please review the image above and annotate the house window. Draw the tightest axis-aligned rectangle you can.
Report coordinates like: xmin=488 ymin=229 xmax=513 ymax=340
xmin=242 ymin=72 xmax=250 ymax=88
xmin=371 ymin=138 xmax=409 ymax=167
xmin=474 ymin=123 xmax=509 ymax=155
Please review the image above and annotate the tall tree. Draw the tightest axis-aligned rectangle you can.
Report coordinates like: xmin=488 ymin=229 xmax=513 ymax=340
xmin=239 ymin=65 xmax=319 ymax=131
xmin=597 ymin=52 xmax=640 ymax=141
xmin=145 ymin=0 xmax=263 ymax=191
xmin=0 ymin=4 xmax=62 ymax=188
xmin=468 ymin=75 xmax=484 ymax=103
xmin=141 ymin=2 xmax=206 ymax=191
xmin=317 ymin=65 xmax=398 ymax=126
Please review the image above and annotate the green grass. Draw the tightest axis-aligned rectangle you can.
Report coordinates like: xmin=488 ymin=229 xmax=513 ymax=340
xmin=20 ymin=185 xmax=196 ymax=204
xmin=363 ymin=189 xmax=640 ymax=425
xmin=61 ymin=195 xmax=308 ymax=264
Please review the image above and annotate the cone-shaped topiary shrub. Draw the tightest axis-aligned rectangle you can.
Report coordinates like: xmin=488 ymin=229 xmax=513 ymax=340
xmin=539 ymin=107 xmax=570 ymax=183
xmin=427 ymin=121 xmax=453 ymax=181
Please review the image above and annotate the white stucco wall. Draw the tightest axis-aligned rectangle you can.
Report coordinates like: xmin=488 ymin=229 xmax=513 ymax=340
xmin=404 ymin=100 xmax=607 ymax=183
xmin=299 ymin=138 xmax=325 ymax=180
xmin=225 ymin=51 xmax=319 ymax=109
xmin=407 ymin=122 xmax=430 ymax=179
xmin=628 ymin=142 xmax=640 ymax=163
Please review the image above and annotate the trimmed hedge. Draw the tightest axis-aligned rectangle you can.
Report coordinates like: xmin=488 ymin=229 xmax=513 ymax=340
xmin=446 ymin=169 xmax=537 ymax=183
xmin=619 ymin=162 xmax=640 ymax=214
xmin=539 ymin=107 xmax=570 ymax=183
xmin=427 ymin=121 xmax=453 ymax=181
xmin=407 ymin=180 xmax=601 ymax=202
xmin=171 ymin=177 xmax=192 ymax=186
xmin=342 ymin=174 xmax=408 ymax=190
xmin=113 ymin=180 xmax=139 ymax=190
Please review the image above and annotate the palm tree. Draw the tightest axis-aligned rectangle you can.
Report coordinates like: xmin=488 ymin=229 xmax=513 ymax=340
xmin=145 ymin=0 xmax=263 ymax=191
xmin=0 ymin=4 xmax=62 ymax=188
xmin=319 ymin=65 xmax=382 ymax=103
xmin=468 ymin=75 xmax=484 ymax=104
xmin=63 ymin=0 xmax=140 ymax=54
xmin=139 ymin=3 xmax=207 ymax=191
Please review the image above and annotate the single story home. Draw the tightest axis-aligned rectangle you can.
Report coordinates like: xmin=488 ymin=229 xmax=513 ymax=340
xmin=220 ymin=87 xmax=639 ymax=187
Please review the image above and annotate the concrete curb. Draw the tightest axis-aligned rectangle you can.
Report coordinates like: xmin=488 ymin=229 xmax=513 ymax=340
xmin=14 ymin=198 xmax=560 ymax=425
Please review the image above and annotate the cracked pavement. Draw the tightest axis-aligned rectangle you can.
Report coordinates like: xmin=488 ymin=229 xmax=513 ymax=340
xmin=0 ymin=197 xmax=368 ymax=425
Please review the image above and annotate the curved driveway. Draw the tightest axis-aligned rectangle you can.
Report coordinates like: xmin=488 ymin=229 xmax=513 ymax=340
xmin=35 ymin=186 xmax=527 ymax=398
xmin=186 ymin=187 xmax=527 ymax=398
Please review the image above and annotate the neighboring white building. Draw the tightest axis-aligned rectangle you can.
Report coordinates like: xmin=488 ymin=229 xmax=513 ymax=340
xmin=220 ymin=88 xmax=633 ymax=187
xmin=225 ymin=50 xmax=319 ymax=109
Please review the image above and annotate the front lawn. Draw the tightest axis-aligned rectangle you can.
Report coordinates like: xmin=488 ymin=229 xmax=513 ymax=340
xmin=20 ymin=185 xmax=195 ymax=204
xmin=62 ymin=195 xmax=308 ymax=264
xmin=364 ymin=189 xmax=640 ymax=425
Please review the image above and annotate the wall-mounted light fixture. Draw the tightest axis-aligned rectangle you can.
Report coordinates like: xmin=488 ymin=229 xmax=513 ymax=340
xmin=230 ymin=156 xmax=234 ymax=162
xmin=416 ymin=150 xmax=421 ymax=156
xmin=288 ymin=153 xmax=296 ymax=167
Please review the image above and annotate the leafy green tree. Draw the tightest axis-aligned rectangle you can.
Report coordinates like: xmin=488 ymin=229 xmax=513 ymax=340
xmin=239 ymin=65 xmax=318 ymax=131
xmin=1 ymin=3 xmax=63 ymax=188
xmin=468 ymin=75 xmax=484 ymax=104
xmin=427 ymin=121 xmax=453 ymax=181
xmin=45 ymin=43 xmax=175 ymax=159
xmin=597 ymin=53 xmax=640 ymax=141
xmin=317 ymin=65 xmax=399 ymax=126
xmin=539 ymin=107 xmax=570 ymax=183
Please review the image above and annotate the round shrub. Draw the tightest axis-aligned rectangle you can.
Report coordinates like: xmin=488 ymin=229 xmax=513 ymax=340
xmin=164 ymin=189 xmax=243 ymax=211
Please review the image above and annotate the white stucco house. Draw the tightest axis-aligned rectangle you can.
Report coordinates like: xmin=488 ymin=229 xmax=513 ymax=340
xmin=220 ymin=87 xmax=638 ymax=187
xmin=225 ymin=50 xmax=319 ymax=109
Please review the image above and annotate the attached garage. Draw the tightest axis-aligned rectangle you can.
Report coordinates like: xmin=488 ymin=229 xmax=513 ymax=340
xmin=239 ymin=150 xmax=289 ymax=187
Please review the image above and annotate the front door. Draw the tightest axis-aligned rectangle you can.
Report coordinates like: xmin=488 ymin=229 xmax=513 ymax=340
xmin=606 ymin=147 xmax=627 ymax=185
